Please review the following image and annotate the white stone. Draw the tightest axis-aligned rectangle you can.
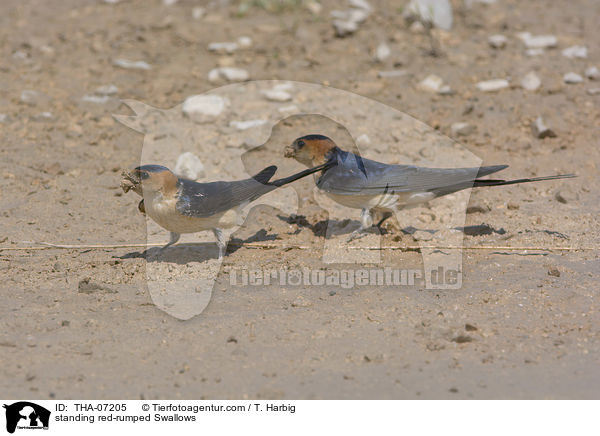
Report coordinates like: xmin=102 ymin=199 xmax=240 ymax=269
xmin=112 ymin=58 xmax=152 ymax=70
xmin=418 ymin=74 xmax=444 ymax=92
xmin=0 ymin=114 xmax=8 ymax=123
xmin=450 ymin=122 xmax=475 ymax=136
xmin=95 ymin=84 xmax=119 ymax=95
xmin=476 ymin=79 xmax=509 ymax=92
xmin=237 ymin=36 xmax=252 ymax=48
xmin=520 ymin=71 xmax=541 ymax=91
xmin=20 ymin=90 xmax=39 ymax=105
xmin=175 ymin=152 xmax=205 ymax=180
xmin=272 ymin=83 xmax=295 ymax=92
xmin=192 ymin=7 xmax=205 ymax=19
xmin=562 ymin=45 xmax=587 ymax=59
xmin=81 ymin=94 xmax=110 ymax=104
xmin=516 ymin=32 xmax=557 ymax=49
xmin=182 ymin=95 xmax=228 ymax=118
xmin=585 ymin=66 xmax=600 ymax=80
xmin=563 ymin=72 xmax=583 ymax=84
xmin=262 ymin=89 xmax=292 ymax=102
xmin=208 ymin=42 xmax=239 ymax=54
xmin=375 ymin=43 xmax=391 ymax=62
xmin=488 ymin=34 xmax=507 ymax=49
xmin=587 ymin=88 xmax=600 ymax=95
xmin=208 ymin=67 xmax=249 ymax=83
xmin=331 ymin=9 xmax=369 ymax=23
xmin=349 ymin=0 xmax=372 ymax=11
xmin=404 ymin=0 xmax=453 ymax=31
xmin=278 ymin=105 xmax=300 ymax=115
xmin=532 ymin=116 xmax=556 ymax=139
xmin=305 ymin=0 xmax=322 ymax=14
xmin=377 ymin=70 xmax=409 ymax=78
xmin=525 ymin=48 xmax=544 ymax=56
xmin=333 ymin=19 xmax=359 ymax=37
xmin=163 ymin=0 xmax=178 ymax=5
xmin=229 ymin=119 xmax=268 ymax=130
xmin=356 ymin=134 xmax=371 ymax=147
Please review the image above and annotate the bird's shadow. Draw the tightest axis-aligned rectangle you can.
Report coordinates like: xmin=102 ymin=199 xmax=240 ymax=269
xmin=116 ymin=229 xmax=280 ymax=264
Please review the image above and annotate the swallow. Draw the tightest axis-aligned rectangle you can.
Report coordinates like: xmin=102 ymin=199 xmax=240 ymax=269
xmin=284 ymin=134 xmax=575 ymax=240
xmin=121 ymin=161 xmax=334 ymax=257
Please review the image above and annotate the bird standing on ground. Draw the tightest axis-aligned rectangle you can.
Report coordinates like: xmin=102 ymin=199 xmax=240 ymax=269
xmin=284 ymin=134 xmax=575 ymax=240
xmin=121 ymin=161 xmax=334 ymax=257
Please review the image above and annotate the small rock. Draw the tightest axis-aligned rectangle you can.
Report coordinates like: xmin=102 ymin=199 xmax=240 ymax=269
xmin=237 ymin=36 xmax=252 ymax=48
xmin=95 ymin=84 xmax=119 ymax=95
xmin=229 ymin=119 xmax=267 ymax=130
xmin=112 ymin=58 xmax=152 ymax=70
xmin=20 ymin=90 xmax=39 ymax=105
xmin=409 ymin=21 xmax=426 ymax=33
xmin=61 ymin=320 xmax=70 ymax=327
xmin=507 ymin=201 xmax=520 ymax=210
xmin=585 ymin=66 xmax=600 ymax=80
xmin=531 ymin=116 xmax=556 ymax=139
xmin=377 ymin=70 xmax=409 ymax=78
xmin=329 ymin=290 xmax=337 ymax=296
xmin=208 ymin=67 xmax=249 ymax=83
xmin=81 ymin=94 xmax=110 ymax=104
xmin=192 ymin=7 xmax=205 ymax=19
xmin=452 ymin=335 xmax=473 ymax=343
xmin=226 ymin=336 xmax=238 ymax=343
xmin=563 ymin=72 xmax=583 ymax=84
xmin=174 ymin=152 xmax=205 ymax=180
xmin=562 ymin=45 xmax=587 ymax=59
xmin=465 ymin=323 xmax=478 ymax=331
xmin=412 ymin=230 xmax=433 ymax=241
xmin=554 ymin=191 xmax=568 ymax=204
xmin=548 ymin=267 xmax=560 ymax=277
xmin=521 ymin=71 xmax=541 ymax=91
xmin=587 ymin=88 xmax=600 ymax=95
xmin=418 ymin=74 xmax=444 ymax=93
xmin=208 ymin=42 xmax=239 ymax=54
xmin=404 ymin=0 xmax=453 ymax=30
xmin=450 ymin=122 xmax=475 ymax=137
xmin=375 ymin=43 xmax=391 ymax=62
xmin=525 ymin=48 xmax=545 ymax=56
xmin=305 ymin=0 xmax=322 ymax=14
xmin=32 ymin=112 xmax=54 ymax=122
xmin=291 ymin=296 xmax=312 ymax=308
xmin=0 ymin=114 xmax=8 ymax=123
xmin=333 ymin=19 xmax=359 ymax=37
xmin=356 ymin=134 xmax=371 ymax=147
xmin=517 ymin=32 xmax=557 ymax=49
xmin=182 ymin=94 xmax=228 ymax=119
xmin=278 ymin=105 xmax=300 ymax=115
xmin=466 ymin=205 xmax=488 ymax=214
xmin=476 ymin=79 xmax=509 ymax=92
xmin=262 ymin=89 xmax=292 ymax=102
xmin=78 ymin=278 xmax=116 ymax=294
xmin=488 ymin=34 xmax=507 ymax=49
xmin=349 ymin=0 xmax=372 ymax=11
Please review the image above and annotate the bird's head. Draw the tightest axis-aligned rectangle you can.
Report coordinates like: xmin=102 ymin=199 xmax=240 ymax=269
xmin=284 ymin=134 xmax=338 ymax=167
xmin=121 ymin=164 xmax=178 ymax=197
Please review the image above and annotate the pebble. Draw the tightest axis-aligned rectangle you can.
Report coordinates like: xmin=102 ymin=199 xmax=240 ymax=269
xmin=412 ymin=230 xmax=433 ymax=241
xmin=192 ymin=7 xmax=205 ymax=19
xmin=531 ymin=116 xmax=556 ymax=139
xmin=476 ymin=79 xmax=509 ymax=92
xmin=305 ymin=0 xmax=322 ymax=14
xmin=262 ymin=89 xmax=292 ymax=102
xmin=278 ymin=105 xmax=300 ymax=115
xmin=208 ymin=67 xmax=249 ymax=83
xmin=517 ymin=32 xmax=557 ymax=49
xmin=563 ymin=72 xmax=583 ymax=84
xmin=356 ymin=134 xmax=371 ymax=147
xmin=450 ymin=122 xmax=475 ymax=137
xmin=418 ymin=74 xmax=445 ymax=93
xmin=349 ymin=0 xmax=372 ymax=11
xmin=20 ymin=90 xmax=39 ymax=105
xmin=81 ymin=94 xmax=110 ymax=104
xmin=562 ymin=45 xmax=587 ymax=59
xmin=0 ymin=113 xmax=7 ymax=123
xmin=32 ymin=112 xmax=54 ymax=121
xmin=333 ymin=19 xmax=359 ymax=37
xmin=182 ymin=94 xmax=228 ymax=119
xmin=585 ymin=66 xmax=599 ymax=80
xmin=404 ymin=0 xmax=453 ymax=30
xmin=525 ymin=48 xmax=545 ymax=56
xmin=377 ymin=70 xmax=409 ymax=78
xmin=554 ymin=191 xmax=568 ymax=204
xmin=208 ymin=42 xmax=239 ymax=54
xmin=112 ymin=58 xmax=152 ymax=70
xmin=375 ymin=43 xmax=391 ymax=62
xmin=520 ymin=71 xmax=541 ymax=91
xmin=331 ymin=3 xmax=370 ymax=37
xmin=95 ymin=84 xmax=118 ymax=95
xmin=291 ymin=296 xmax=312 ymax=308
xmin=488 ymin=34 xmax=507 ymax=49
xmin=507 ymin=201 xmax=520 ymax=210
xmin=175 ymin=152 xmax=205 ymax=180
xmin=237 ymin=36 xmax=252 ymax=48
xmin=229 ymin=119 xmax=267 ymax=130
xmin=587 ymin=88 xmax=600 ymax=95
xmin=547 ymin=267 xmax=560 ymax=277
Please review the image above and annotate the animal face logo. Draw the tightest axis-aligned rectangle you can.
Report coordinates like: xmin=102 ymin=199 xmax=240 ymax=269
xmin=115 ymin=81 xmax=480 ymax=319
xmin=3 ymin=402 xmax=50 ymax=433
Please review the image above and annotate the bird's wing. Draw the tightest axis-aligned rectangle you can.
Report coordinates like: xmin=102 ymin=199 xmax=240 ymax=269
xmin=176 ymin=167 xmax=277 ymax=218
xmin=318 ymin=152 xmax=507 ymax=196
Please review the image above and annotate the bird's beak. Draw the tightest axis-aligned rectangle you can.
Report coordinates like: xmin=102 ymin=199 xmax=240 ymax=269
xmin=284 ymin=144 xmax=296 ymax=158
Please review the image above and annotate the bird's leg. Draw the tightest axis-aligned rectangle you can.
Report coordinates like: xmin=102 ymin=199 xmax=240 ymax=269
xmin=212 ymin=228 xmax=227 ymax=260
xmin=161 ymin=232 xmax=180 ymax=251
xmin=347 ymin=208 xmax=373 ymax=242
xmin=375 ymin=211 xmax=393 ymax=232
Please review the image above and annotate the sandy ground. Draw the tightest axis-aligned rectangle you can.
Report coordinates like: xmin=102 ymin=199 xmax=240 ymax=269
xmin=1 ymin=0 xmax=599 ymax=399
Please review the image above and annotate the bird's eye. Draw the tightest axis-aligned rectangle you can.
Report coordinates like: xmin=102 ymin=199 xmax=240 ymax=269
xmin=297 ymin=140 xmax=305 ymax=149
xmin=140 ymin=171 xmax=150 ymax=180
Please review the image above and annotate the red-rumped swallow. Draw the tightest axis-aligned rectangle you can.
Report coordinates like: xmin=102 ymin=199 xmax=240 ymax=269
xmin=284 ymin=134 xmax=575 ymax=240
xmin=121 ymin=162 xmax=334 ymax=257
